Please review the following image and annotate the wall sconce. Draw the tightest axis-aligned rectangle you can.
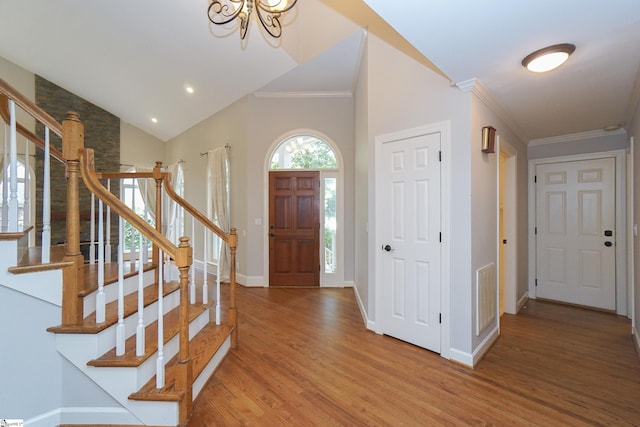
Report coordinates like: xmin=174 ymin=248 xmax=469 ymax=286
xmin=481 ymin=126 xmax=496 ymax=153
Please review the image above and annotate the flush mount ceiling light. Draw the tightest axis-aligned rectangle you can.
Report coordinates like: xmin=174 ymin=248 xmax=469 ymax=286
xmin=207 ymin=0 xmax=298 ymax=40
xmin=522 ymin=43 xmax=576 ymax=73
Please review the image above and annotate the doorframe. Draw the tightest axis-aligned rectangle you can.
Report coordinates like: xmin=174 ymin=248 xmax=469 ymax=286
xmin=528 ymin=150 xmax=628 ymax=315
xmin=374 ymin=121 xmax=451 ymax=360
xmin=262 ymin=129 xmax=345 ymax=288
xmin=497 ymin=136 xmax=518 ymax=315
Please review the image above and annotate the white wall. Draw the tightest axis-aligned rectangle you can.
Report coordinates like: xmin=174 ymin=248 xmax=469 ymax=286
xmin=469 ymin=92 xmax=528 ymax=353
xmin=363 ymin=33 xmax=472 ymax=356
xmin=353 ymin=34 xmax=369 ymax=320
xmin=0 ymin=287 xmax=122 ymax=421
xmin=628 ymin=100 xmax=640 ymax=351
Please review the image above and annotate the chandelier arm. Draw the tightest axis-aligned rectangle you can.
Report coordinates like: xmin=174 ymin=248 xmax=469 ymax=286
xmin=255 ymin=7 xmax=282 ymax=38
xmin=208 ymin=0 xmax=246 ymax=25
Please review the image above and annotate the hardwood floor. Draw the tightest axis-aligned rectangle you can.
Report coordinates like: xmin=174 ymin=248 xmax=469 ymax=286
xmin=188 ymin=287 xmax=640 ymax=426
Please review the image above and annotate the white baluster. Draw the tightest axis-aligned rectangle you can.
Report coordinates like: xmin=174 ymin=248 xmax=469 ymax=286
xmin=90 ymin=193 xmax=95 ymax=264
xmin=22 ymin=138 xmax=29 ymax=228
xmin=130 ymin=187 xmax=136 ymax=263
xmin=203 ymin=227 xmax=208 ymax=304
xmin=96 ymin=198 xmax=105 ymax=323
xmin=105 ymin=179 xmax=112 ymax=263
xmin=136 ymin=228 xmax=145 ymax=357
xmin=2 ymin=121 xmax=8 ymax=228
xmin=141 ymin=179 xmax=149 ymax=263
xmin=216 ymin=237 xmax=221 ymax=325
xmin=190 ymin=218 xmax=195 ymax=304
xmin=156 ymin=249 xmax=165 ymax=389
xmin=116 ymin=216 xmax=125 ymax=356
xmin=41 ymin=127 xmax=51 ymax=263
xmin=8 ymin=100 xmax=18 ymax=232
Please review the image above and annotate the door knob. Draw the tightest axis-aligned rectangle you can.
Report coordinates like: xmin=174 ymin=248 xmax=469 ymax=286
xmin=604 ymin=241 xmax=613 ymax=247
xmin=382 ymin=244 xmax=393 ymax=252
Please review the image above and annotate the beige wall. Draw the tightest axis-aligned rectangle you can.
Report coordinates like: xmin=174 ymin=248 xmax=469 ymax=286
xmin=470 ymin=93 xmax=528 ymax=351
xmin=245 ymin=95 xmax=355 ymax=285
xmin=364 ymin=33 xmax=473 ymax=355
xmin=166 ymin=97 xmax=249 ymax=275
xmin=120 ymin=122 xmax=166 ymax=169
xmin=628 ymin=98 xmax=640 ymax=346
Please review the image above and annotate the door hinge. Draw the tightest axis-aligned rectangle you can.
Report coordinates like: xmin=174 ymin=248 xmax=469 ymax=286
xmin=439 ymin=232 xmax=442 ymax=242
xmin=535 ymin=226 xmax=537 ymax=235
xmin=534 ymin=175 xmax=537 ymax=183
xmin=439 ymin=313 xmax=442 ymax=324
xmin=535 ymin=278 xmax=538 ymax=287
xmin=439 ymin=151 xmax=442 ymax=162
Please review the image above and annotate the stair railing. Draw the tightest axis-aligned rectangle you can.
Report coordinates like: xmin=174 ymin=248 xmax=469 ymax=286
xmin=81 ymin=148 xmax=194 ymax=418
xmin=161 ymin=163 xmax=238 ymax=347
xmin=0 ymin=83 xmax=64 ymax=264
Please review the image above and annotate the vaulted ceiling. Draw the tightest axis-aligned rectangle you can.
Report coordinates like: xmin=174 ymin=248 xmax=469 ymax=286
xmin=1 ymin=0 xmax=639 ymax=142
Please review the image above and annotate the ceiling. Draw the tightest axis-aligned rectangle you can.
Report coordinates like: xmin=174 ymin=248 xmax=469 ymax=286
xmin=1 ymin=1 xmax=639 ymax=142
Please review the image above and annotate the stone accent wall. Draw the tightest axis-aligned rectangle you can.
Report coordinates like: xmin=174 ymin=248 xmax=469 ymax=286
xmin=35 ymin=75 xmax=120 ymax=259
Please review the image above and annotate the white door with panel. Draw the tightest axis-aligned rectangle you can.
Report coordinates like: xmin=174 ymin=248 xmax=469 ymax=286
xmin=535 ymin=158 xmax=616 ymax=310
xmin=380 ymin=131 xmax=441 ymax=353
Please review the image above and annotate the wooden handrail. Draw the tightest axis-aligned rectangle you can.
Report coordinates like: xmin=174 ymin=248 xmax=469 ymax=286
xmin=162 ymin=171 xmax=235 ymax=247
xmin=96 ymin=171 xmax=154 ymax=180
xmin=0 ymin=76 xmax=62 ymax=136
xmin=80 ymin=148 xmax=183 ymax=265
xmin=0 ymin=94 xmax=65 ymax=163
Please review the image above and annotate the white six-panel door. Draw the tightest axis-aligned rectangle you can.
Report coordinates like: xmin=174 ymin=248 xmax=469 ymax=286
xmin=380 ymin=131 xmax=441 ymax=352
xmin=535 ymin=158 xmax=616 ymax=310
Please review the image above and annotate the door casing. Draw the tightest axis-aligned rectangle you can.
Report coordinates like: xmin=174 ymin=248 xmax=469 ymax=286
xmin=374 ymin=121 xmax=451 ymax=360
xmin=528 ymin=150 xmax=628 ymax=315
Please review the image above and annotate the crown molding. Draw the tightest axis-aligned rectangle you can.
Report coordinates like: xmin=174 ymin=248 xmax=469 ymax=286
xmin=454 ymin=78 xmax=528 ymax=142
xmin=253 ymin=91 xmax=352 ymax=99
xmin=528 ymin=127 xmax=626 ymax=146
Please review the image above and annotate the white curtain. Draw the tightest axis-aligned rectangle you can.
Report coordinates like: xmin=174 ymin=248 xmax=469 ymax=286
xmin=207 ymin=147 xmax=230 ymax=282
xmin=135 ymin=168 xmax=155 ymax=221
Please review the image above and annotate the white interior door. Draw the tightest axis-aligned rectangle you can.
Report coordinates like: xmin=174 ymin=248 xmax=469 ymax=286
xmin=380 ymin=131 xmax=441 ymax=352
xmin=535 ymin=158 xmax=616 ymax=310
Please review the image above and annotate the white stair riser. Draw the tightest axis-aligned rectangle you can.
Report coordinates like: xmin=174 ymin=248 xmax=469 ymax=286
xmin=55 ymin=308 xmax=211 ymax=425
xmin=83 ymin=270 xmax=156 ymax=318
xmin=193 ymin=335 xmax=230 ymax=398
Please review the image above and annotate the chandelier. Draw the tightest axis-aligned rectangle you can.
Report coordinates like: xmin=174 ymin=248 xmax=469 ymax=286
xmin=207 ymin=0 xmax=298 ymax=40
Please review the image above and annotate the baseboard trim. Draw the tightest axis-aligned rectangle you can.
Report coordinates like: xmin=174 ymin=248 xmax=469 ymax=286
xmin=450 ymin=325 xmax=500 ymax=368
xmin=26 ymin=406 xmax=138 ymax=427
xmin=517 ymin=292 xmax=529 ymax=313
xmin=353 ymin=285 xmax=374 ymax=330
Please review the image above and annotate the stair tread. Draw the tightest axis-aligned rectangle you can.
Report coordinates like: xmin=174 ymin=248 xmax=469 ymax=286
xmin=79 ymin=261 xmax=156 ymax=297
xmin=88 ymin=296 xmax=212 ymax=368
xmin=47 ymin=280 xmax=180 ymax=334
xmin=129 ymin=321 xmax=232 ymax=402
xmin=0 ymin=225 xmax=33 ymax=241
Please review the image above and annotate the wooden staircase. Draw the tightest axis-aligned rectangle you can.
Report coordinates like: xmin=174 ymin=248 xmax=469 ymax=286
xmin=0 ymin=76 xmax=238 ymax=426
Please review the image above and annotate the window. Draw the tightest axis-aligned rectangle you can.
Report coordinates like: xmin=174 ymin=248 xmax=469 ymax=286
xmin=270 ymin=135 xmax=337 ymax=170
xmin=0 ymin=159 xmax=28 ymax=228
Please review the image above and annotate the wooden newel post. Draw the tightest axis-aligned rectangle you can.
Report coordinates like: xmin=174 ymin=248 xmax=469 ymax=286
xmin=228 ymin=228 xmax=238 ymax=348
xmin=176 ymin=236 xmax=193 ymax=425
xmin=153 ymin=161 xmax=163 ymax=285
xmin=61 ymin=111 xmax=85 ymax=325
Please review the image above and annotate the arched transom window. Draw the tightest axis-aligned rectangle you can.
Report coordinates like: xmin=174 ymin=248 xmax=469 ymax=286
xmin=270 ymin=135 xmax=337 ymax=170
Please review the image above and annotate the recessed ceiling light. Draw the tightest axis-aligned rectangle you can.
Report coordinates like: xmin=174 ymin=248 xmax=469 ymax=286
xmin=522 ymin=43 xmax=576 ymax=73
xmin=151 ymin=117 xmax=158 ymax=124
xmin=185 ymin=85 xmax=194 ymax=94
